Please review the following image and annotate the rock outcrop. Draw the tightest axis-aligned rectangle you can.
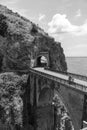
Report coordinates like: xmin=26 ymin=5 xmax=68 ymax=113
xmin=0 ymin=4 xmax=67 ymax=72
xmin=0 ymin=4 xmax=67 ymax=130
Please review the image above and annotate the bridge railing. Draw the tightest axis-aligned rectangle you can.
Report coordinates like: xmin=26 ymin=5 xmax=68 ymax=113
xmin=44 ymin=68 xmax=87 ymax=81
xmin=30 ymin=68 xmax=87 ymax=94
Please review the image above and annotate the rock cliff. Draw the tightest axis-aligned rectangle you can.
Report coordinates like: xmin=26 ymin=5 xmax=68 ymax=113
xmin=0 ymin=4 xmax=67 ymax=72
xmin=0 ymin=4 xmax=68 ymax=130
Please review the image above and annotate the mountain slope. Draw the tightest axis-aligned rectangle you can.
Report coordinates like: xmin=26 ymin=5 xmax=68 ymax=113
xmin=0 ymin=4 xmax=67 ymax=72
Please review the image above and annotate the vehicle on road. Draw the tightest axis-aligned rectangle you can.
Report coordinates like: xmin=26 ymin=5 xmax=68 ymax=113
xmin=68 ymin=75 xmax=74 ymax=84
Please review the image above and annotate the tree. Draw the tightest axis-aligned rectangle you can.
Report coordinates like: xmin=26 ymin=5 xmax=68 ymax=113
xmin=0 ymin=14 xmax=7 ymax=37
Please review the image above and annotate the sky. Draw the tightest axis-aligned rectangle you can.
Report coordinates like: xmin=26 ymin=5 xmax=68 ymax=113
xmin=0 ymin=0 xmax=87 ymax=57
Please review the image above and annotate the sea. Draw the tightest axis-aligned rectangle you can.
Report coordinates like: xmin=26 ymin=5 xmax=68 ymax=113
xmin=66 ymin=57 xmax=87 ymax=76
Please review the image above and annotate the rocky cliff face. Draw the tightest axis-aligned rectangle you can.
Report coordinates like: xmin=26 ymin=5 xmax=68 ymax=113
xmin=0 ymin=4 xmax=67 ymax=72
xmin=0 ymin=4 xmax=68 ymax=130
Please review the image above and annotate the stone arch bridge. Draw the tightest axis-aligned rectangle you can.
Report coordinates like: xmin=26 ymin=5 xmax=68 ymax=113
xmin=23 ymin=52 xmax=87 ymax=130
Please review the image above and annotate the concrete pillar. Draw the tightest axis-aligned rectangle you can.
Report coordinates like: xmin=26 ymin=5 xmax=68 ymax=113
xmin=33 ymin=75 xmax=37 ymax=130
xmin=33 ymin=76 xmax=37 ymax=107
xmin=36 ymin=76 xmax=39 ymax=106
xmin=33 ymin=75 xmax=39 ymax=107
xmin=22 ymin=74 xmax=31 ymax=127
xmin=81 ymin=94 xmax=87 ymax=128
xmin=30 ymin=74 xmax=34 ymax=106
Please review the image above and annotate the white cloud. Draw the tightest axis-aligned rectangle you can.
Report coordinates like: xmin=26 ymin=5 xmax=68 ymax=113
xmin=39 ymin=14 xmax=46 ymax=21
xmin=0 ymin=0 xmax=19 ymax=5
xmin=74 ymin=44 xmax=87 ymax=49
xmin=48 ymin=14 xmax=87 ymax=36
xmin=76 ymin=9 xmax=81 ymax=17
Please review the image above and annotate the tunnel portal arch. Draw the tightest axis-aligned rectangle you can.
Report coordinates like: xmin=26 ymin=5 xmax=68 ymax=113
xmin=35 ymin=52 xmax=49 ymax=67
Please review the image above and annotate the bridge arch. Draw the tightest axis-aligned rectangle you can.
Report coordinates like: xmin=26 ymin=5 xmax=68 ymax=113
xmin=54 ymin=86 xmax=84 ymax=130
xmin=28 ymin=69 xmax=85 ymax=130
xmin=37 ymin=86 xmax=74 ymax=130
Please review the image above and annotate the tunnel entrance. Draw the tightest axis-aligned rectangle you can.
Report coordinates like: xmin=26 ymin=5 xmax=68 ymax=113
xmin=36 ymin=52 xmax=49 ymax=67
xmin=37 ymin=56 xmax=48 ymax=67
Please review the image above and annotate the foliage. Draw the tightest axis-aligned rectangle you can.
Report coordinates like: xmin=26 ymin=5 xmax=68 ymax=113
xmin=0 ymin=72 xmax=28 ymax=128
xmin=0 ymin=4 xmax=67 ymax=72
xmin=0 ymin=14 xmax=8 ymax=37
xmin=31 ymin=24 xmax=38 ymax=35
xmin=52 ymin=94 xmax=74 ymax=130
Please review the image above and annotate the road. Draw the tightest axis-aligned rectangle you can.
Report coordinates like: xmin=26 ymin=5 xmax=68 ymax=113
xmin=33 ymin=67 xmax=87 ymax=87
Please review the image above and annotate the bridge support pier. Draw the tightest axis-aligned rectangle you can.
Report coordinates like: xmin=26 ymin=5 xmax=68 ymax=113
xmin=22 ymin=74 xmax=32 ymax=129
xmin=33 ymin=76 xmax=38 ymax=130
xmin=81 ymin=95 xmax=87 ymax=129
xmin=22 ymin=73 xmax=39 ymax=130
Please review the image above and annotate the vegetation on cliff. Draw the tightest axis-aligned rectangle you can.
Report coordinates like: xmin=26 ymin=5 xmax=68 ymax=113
xmin=0 ymin=4 xmax=67 ymax=129
xmin=0 ymin=72 xmax=28 ymax=128
xmin=0 ymin=4 xmax=67 ymax=72
xmin=52 ymin=94 xmax=74 ymax=130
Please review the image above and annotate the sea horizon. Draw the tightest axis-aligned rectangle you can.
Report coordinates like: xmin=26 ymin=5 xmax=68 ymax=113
xmin=66 ymin=56 xmax=87 ymax=58
xmin=66 ymin=57 xmax=87 ymax=76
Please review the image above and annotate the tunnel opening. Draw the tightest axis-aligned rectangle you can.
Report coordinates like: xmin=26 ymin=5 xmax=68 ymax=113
xmin=36 ymin=56 xmax=48 ymax=67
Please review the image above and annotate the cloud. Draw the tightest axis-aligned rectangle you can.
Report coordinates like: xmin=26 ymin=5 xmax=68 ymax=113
xmin=66 ymin=44 xmax=87 ymax=56
xmin=0 ymin=0 xmax=20 ymax=12
xmin=0 ymin=0 xmax=19 ymax=5
xmin=75 ymin=9 xmax=81 ymax=17
xmin=38 ymin=14 xmax=46 ymax=21
xmin=15 ymin=8 xmax=29 ymax=18
xmin=0 ymin=0 xmax=30 ymax=19
xmin=48 ymin=14 xmax=87 ymax=36
xmin=74 ymin=44 xmax=87 ymax=49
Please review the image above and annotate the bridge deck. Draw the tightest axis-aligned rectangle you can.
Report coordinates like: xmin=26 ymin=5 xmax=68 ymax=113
xmin=30 ymin=67 xmax=87 ymax=94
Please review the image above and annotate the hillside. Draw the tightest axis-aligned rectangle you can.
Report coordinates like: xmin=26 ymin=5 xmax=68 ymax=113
xmin=0 ymin=4 xmax=67 ymax=72
xmin=0 ymin=4 xmax=68 ymax=130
